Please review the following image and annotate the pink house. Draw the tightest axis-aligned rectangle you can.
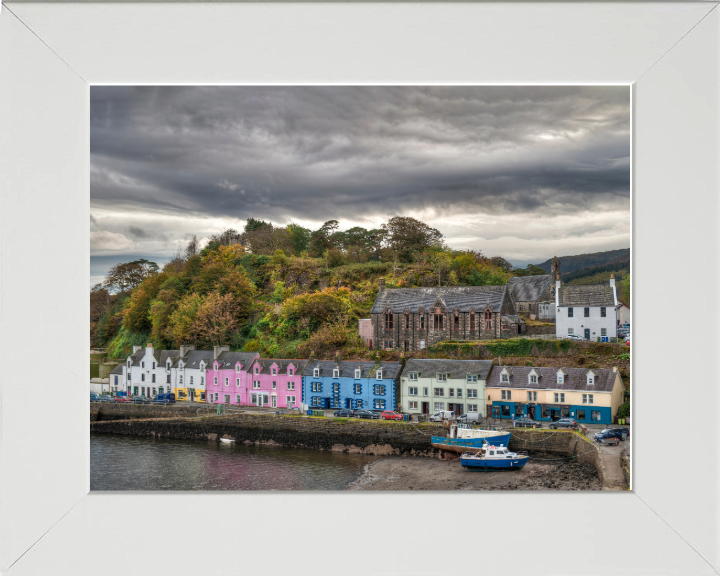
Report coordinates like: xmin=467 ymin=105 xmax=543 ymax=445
xmin=246 ymin=359 xmax=308 ymax=409
xmin=206 ymin=351 xmax=259 ymax=406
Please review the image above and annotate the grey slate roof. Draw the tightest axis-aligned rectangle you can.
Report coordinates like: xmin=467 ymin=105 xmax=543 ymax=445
xmin=487 ymin=366 xmax=618 ymax=393
xmin=179 ymin=350 xmax=216 ymax=369
xmin=403 ymin=359 xmax=494 ymax=380
xmin=501 ymin=315 xmax=523 ymax=325
xmin=252 ymin=358 xmax=309 ymax=376
xmin=508 ymin=275 xmax=552 ymax=302
xmin=215 ymin=351 xmax=260 ymax=371
xmin=371 ymin=285 xmax=508 ymax=314
xmin=302 ymin=360 xmax=402 ymax=380
xmin=558 ymin=284 xmax=615 ymax=307
xmin=109 ymin=363 xmax=124 ymax=375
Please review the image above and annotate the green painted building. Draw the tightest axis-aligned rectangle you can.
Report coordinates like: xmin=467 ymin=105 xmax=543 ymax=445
xmin=399 ymin=359 xmax=494 ymax=417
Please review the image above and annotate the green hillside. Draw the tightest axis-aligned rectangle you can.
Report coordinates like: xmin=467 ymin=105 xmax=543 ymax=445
xmin=535 ymin=248 xmax=629 ymax=275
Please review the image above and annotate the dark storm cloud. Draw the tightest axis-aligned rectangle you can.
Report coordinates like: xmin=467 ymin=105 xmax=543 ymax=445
xmin=91 ymin=86 xmax=630 ymax=224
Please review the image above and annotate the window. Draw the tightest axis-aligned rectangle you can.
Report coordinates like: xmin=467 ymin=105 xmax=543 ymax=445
xmin=403 ymin=340 xmax=410 ymax=352
xmin=467 ymin=389 xmax=477 ymax=398
xmin=224 ymin=378 xmax=228 ymax=386
xmin=420 ymin=315 xmax=425 ymax=329
xmin=313 ymin=367 xmax=320 ymax=377
xmin=554 ymin=393 xmax=565 ymax=403
xmin=236 ymin=394 xmax=241 ymax=404
xmin=409 ymin=401 xmax=418 ymax=410
xmin=374 ymin=399 xmax=386 ymax=410
xmin=591 ymin=410 xmax=601 ymax=421
xmin=128 ymin=372 xmax=131 ymax=380
xmin=355 ymin=369 xmax=361 ymax=379
xmin=201 ymin=377 xmax=204 ymax=385
xmin=527 ymin=391 xmax=537 ymax=402
xmin=141 ymin=361 xmax=145 ymax=368
xmin=409 ymin=373 xmax=418 ymax=381
xmin=434 ymin=402 xmax=444 ymax=411
xmin=215 ymin=393 xmax=219 ymax=401
xmin=374 ymin=385 xmax=386 ymax=395
xmin=453 ymin=313 xmax=459 ymax=330
xmin=287 ymin=396 xmax=296 ymax=407
xmin=236 ymin=378 xmax=240 ymax=386
xmin=601 ymin=328 xmax=607 ymax=337
xmin=167 ymin=375 xmax=170 ymax=384
xmin=434 ymin=313 xmax=443 ymax=330
xmin=449 ymin=388 xmax=454 ymax=397
xmin=568 ymin=328 xmax=574 ymax=335
xmin=588 ymin=376 xmax=594 ymax=385
xmin=515 ymin=404 xmax=524 ymax=416
xmin=354 ymin=384 xmax=362 ymax=394
xmin=253 ymin=381 xmax=261 ymax=389
xmin=214 ymin=377 xmax=218 ymax=385
xmin=376 ymin=369 xmax=382 ymax=380
xmin=470 ymin=312 xmax=475 ymax=330
xmin=456 ymin=389 xmax=462 ymax=398
xmin=437 ymin=374 xmax=447 ymax=382
xmin=584 ymin=307 xmax=590 ymax=317
xmin=384 ymin=312 xmax=394 ymax=330
xmin=601 ymin=307 xmax=606 ymax=317
xmin=467 ymin=375 xmax=477 ymax=383
xmin=272 ymin=381 xmax=276 ymax=389
xmin=151 ymin=374 xmax=156 ymax=383
xmin=577 ymin=409 xmax=586 ymax=420
xmin=582 ymin=394 xmax=594 ymax=404
xmin=468 ymin=404 xmax=478 ymax=412
xmin=530 ymin=374 xmax=538 ymax=384
xmin=272 ymin=367 xmax=277 ymax=375
xmin=501 ymin=405 xmax=510 ymax=417
xmin=434 ymin=388 xmax=444 ymax=396
xmin=485 ymin=309 xmax=492 ymax=330
xmin=288 ymin=368 xmax=293 ymax=376
xmin=287 ymin=382 xmax=295 ymax=390
xmin=558 ymin=374 xmax=564 ymax=383
xmin=404 ymin=314 xmax=410 ymax=329
xmin=236 ymin=365 xmax=241 ymax=373
xmin=255 ymin=367 xmax=259 ymax=375
xmin=409 ymin=387 xmax=418 ymax=396
xmin=383 ymin=340 xmax=394 ymax=349
xmin=501 ymin=390 xmax=511 ymax=400
xmin=423 ymin=387 xmax=429 ymax=396
xmin=501 ymin=373 xmax=509 ymax=382
xmin=568 ymin=308 xmax=574 ymax=317
xmin=333 ymin=368 xmax=339 ymax=378
xmin=251 ymin=393 xmax=257 ymax=404
xmin=141 ymin=374 xmax=145 ymax=382
xmin=190 ymin=376 xmax=194 ymax=385
xmin=179 ymin=376 xmax=183 ymax=384
xmin=355 ymin=399 xmax=363 ymax=409
xmin=312 ymin=382 xmax=323 ymax=392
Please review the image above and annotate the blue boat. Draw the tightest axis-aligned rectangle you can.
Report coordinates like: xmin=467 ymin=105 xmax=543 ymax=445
xmin=431 ymin=423 xmax=511 ymax=455
xmin=460 ymin=444 xmax=529 ymax=471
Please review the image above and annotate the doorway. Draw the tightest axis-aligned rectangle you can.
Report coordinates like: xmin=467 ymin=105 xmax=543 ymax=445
xmin=550 ymin=409 xmax=561 ymax=421
xmin=188 ymin=388 xmax=195 ymax=402
xmin=584 ymin=328 xmax=590 ymax=340
xmin=271 ymin=395 xmax=277 ymax=408
xmin=422 ymin=402 xmax=429 ymax=415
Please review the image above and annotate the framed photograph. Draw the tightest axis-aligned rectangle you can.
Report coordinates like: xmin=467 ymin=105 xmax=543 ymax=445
xmin=1 ymin=3 xmax=717 ymax=575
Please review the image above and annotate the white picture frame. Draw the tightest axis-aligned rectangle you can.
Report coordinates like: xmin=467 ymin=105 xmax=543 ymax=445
xmin=1 ymin=3 xmax=718 ymax=575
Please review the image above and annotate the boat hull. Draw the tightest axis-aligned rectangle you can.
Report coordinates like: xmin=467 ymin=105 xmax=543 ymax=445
xmin=430 ymin=432 xmax=511 ymax=451
xmin=460 ymin=457 xmax=529 ymax=471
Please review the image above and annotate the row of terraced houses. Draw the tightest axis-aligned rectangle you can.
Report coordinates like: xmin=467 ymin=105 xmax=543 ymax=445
xmin=109 ymin=343 xmax=624 ymax=424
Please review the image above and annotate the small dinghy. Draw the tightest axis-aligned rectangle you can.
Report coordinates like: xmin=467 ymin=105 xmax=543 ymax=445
xmin=219 ymin=438 xmax=235 ymax=444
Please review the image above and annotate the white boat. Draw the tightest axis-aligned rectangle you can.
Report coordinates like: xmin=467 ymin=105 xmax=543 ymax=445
xmin=219 ymin=438 xmax=235 ymax=443
xmin=460 ymin=442 xmax=529 ymax=471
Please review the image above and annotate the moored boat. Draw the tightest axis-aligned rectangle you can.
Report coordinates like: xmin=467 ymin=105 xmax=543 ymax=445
xmin=431 ymin=423 xmax=511 ymax=454
xmin=460 ymin=444 xmax=529 ymax=471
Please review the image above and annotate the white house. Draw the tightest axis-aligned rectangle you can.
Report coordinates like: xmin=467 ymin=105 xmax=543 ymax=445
xmin=555 ymin=276 xmax=618 ymax=341
xmin=123 ymin=343 xmax=179 ymax=397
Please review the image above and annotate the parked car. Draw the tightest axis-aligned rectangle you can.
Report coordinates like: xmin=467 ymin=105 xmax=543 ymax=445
xmin=113 ymin=396 xmax=132 ymax=403
xmin=564 ymin=334 xmax=583 ymax=341
xmin=354 ymin=410 xmax=380 ymax=419
xmin=132 ymin=395 xmax=151 ymax=404
xmin=456 ymin=412 xmax=480 ymax=424
xmin=152 ymin=393 xmax=176 ymax=404
xmin=549 ymin=418 xmax=578 ymax=429
xmin=90 ymin=392 xmax=99 ymax=402
xmin=97 ymin=395 xmax=113 ymax=403
xmin=381 ymin=410 xmax=404 ymax=420
xmin=333 ymin=409 xmax=355 ymax=418
xmin=512 ymin=416 xmax=543 ymax=428
xmin=625 ymin=338 xmax=630 ymax=347
xmin=429 ymin=410 xmax=455 ymax=422
xmin=608 ymin=427 xmax=630 ymax=438
xmin=594 ymin=428 xmax=627 ymax=443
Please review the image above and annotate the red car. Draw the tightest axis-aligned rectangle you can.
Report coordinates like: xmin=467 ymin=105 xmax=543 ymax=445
xmin=113 ymin=396 xmax=131 ymax=403
xmin=381 ymin=410 xmax=404 ymax=421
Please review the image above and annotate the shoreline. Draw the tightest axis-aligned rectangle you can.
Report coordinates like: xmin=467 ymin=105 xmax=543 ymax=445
xmin=348 ymin=455 xmax=601 ymax=491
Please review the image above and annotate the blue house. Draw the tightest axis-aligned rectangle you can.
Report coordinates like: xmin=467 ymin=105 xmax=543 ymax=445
xmin=301 ymin=359 xmax=402 ymax=411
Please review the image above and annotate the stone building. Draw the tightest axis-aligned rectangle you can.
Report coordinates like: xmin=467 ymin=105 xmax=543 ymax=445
xmin=370 ymin=280 xmax=521 ymax=351
xmin=508 ymin=274 xmax=554 ymax=317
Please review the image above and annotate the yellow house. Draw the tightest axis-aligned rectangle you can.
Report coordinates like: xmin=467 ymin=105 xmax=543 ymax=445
xmin=486 ymin=365 xmax=624 ymax=425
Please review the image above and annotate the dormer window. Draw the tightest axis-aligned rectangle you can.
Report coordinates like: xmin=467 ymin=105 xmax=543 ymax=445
xmin=376 ymin=369 xmax=383 ymax=380
xmin=127 ymin=361 xmax=131 ymax=368
xmin=166 ymin=362 xmax=170 ymax=369
xmin=236 ymin=365 xmax=241 ymax=373
xmin=558 ymin=374 xmax=564 ymax=384
xmin=214 ymin=363 xmax=218 ymax=371
xmin=409 ymin=373 xmax=418 ymax=381
xmin=288 ymin=368 xmax=293 ymax=376
xmin=588 ymin=376 xmax=594 ymax=386
xmin=501 ymin=373 xmax=509 ymax=383
xmin=255 ymin=367 xmax=259 ymax=375
xmin=313 ymin=367 xmax=319 ymax=378
xmin=437 ymin=373 xmax=446 ymax=382
xmin=529 ymin=374 xmax=537 ymax=384
xmin=272 ymin=367 xmax=277 ymax=375
xmin=333 ymin=368 xmax=340 ymax=378
xmin=355 ymin=369 xmax=361 ymax=379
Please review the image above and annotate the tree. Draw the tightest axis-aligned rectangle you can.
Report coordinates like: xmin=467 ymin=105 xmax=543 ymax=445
xmin=308 ymin=220 xmax=340 ymax=257
xmin=244 ymin=218 xmax=269 ymax=234
xmin=490 ymin=256 xmax=513 ymax=272
xmin=184 ymin=235 xmax=200 ymax=258
xmin=287 ymin=223 xmax=311 ymax=255
xmin=619 ymin=273 xmax=630 ymax=306
xmin=241 ymin=223 xmax=293 ymax=255
xmin=90 ymin=284 xmax=111 ymax=322
xmin=381 ymin=216 xmax=443 ymax=263
xmin=103 ymin=259 xmax=159 ymax=293
xmin=190 ymin=291 xmax=242 ymax=347
xmin=122 ymin=272 xmax=167 ymax=333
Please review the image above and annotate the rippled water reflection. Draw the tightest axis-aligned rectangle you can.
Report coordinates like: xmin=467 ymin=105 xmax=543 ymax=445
xmin=91 ymin=433 xmax=379 ymax=491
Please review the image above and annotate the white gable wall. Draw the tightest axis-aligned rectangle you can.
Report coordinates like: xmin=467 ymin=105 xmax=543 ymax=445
xmin=556 ymin=305 xmax=618 ymax=340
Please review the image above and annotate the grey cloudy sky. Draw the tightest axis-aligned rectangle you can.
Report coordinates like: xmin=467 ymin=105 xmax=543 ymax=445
xmin=90 ymin=85 xmax=630 ymax=286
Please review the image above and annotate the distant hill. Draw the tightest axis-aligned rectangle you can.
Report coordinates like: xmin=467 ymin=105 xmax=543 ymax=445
xmin=535 ymin=249 xmax=630 ymax=276
xmin=563 ymin=254 xmax=630 ymax=285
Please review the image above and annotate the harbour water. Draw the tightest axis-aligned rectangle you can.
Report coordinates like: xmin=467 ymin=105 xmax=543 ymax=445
xmin=90 ymin=433 xmax=379 ymax=491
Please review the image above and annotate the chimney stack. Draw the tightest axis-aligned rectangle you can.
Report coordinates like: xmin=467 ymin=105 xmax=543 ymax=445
xmin=613 ymin=366 xmax=618 ymax=373
xmin=609 ymin=274 xmax=616 ymax=288
xmin=379 ymin=278 xmax=385 ymax=291
xmin=133 ymin=345 xmax=142 ymax=353
xmin=179 ymin=344 xmax=195 ymax=358
xmin=213 ymin=345 xmax=230 ymax=359
xmin=146 ymin=342 xmax=154 ymax=352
